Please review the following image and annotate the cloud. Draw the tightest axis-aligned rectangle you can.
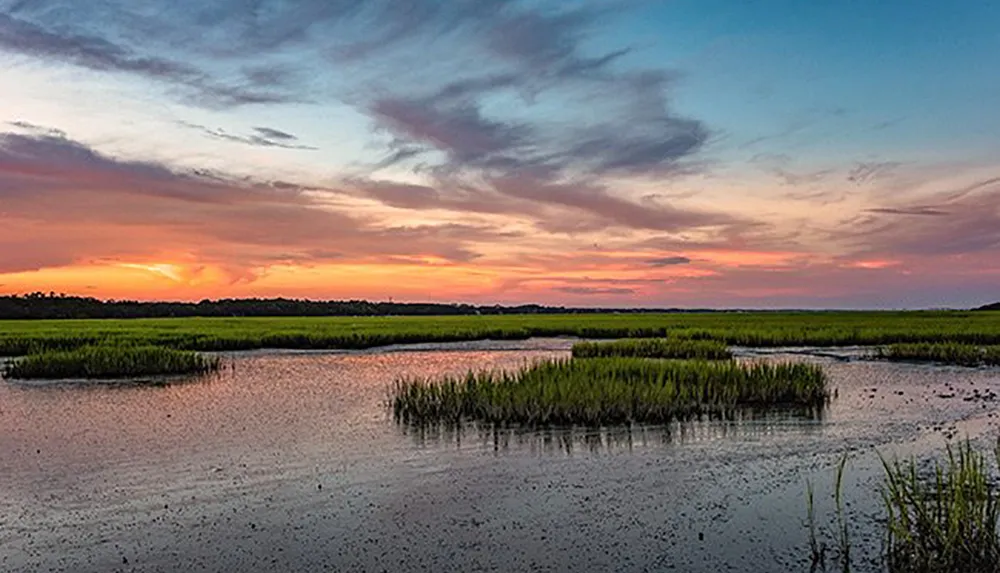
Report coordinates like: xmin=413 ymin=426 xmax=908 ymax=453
xmin=750 ymin=153 xmax=834 ymax=187
xmin=865 ymin=207 xmax=948 ymax=216
xmin=252 ymin=127 xmax=297 ymax=141
xmin=367 ymin=69 xmax=708 ymax=179
xmin=560 ymin=72 xmax=709 ymax=177
xmin=331 ymin=2 xmax=509 ymax=61
xmin=484 ymin=7 xmax=631 ymax=80
xmin=348 ymin=172 xmax=735 ymax=235
xmin=7 ymin=120 xmax=65 ymax=137
xmin=331 ymin=2 xmax=713 ymax=233
xmin=487 ymin=174 xmax=730 ymax=233
xmin=353 ymin=13 xmax=716 ymax=233
xmin=847 ymin=161 xmax=902 ymax=185
xmin=0 ymin=131 xmax=510 ymax=274
xmin=647 ymin=256 xmax=691 ymax=267
xmin=180 ymin=122 xmax=316 ymax=150
xmin=554 ymin=286 xmax=636 ymax=296
xmin=843 ymin=177 xmax=1000 ymax=257
xmin=4 ymin=1 xmax=714 ymax=225
xmin=0 ymin=12 xmax=298 ymax=108
xmin=370 ymin=97 xmax=531 ymax=170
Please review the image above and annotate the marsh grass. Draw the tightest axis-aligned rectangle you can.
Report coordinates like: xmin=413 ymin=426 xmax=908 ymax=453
xmin=808 ymin=442 xmax=1000 ymax=573
xmin=392 ymin=357 xmax=827 ymax=427
xmin=2 ymin=311 xmax=1000 ymax=357
xmin=807 ymin=455 xmax=851 ymax=573
xmin=877 ymin=343 xmax=1000 ymax=367
xmin=571 ymin=338 xmax=732 ymax=360
xmin=2 ymin=345 xmax=220 ymax=380
xmin=881 ymin=441 xmax=1000 ymax=573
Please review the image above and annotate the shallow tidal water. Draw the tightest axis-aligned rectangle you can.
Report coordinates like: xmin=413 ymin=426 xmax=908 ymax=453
xmin=2 ymin=339 xmax=1000 ymax=572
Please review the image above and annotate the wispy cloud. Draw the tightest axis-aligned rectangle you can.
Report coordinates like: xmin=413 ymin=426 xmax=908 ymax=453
xmin=865 ymin=207 xmax=948 ymax=216
xmin=555 ymin=286 xmax=636 ymax=296
xmin=342 ymin=5 xmax=717 ymax=235
xmin=0 ymin=11 xmax=298 ymax=107
xmin=180 ymin=122 xmax=316 ymax=150
xmin=0 ymin=131 xmax=507 ymax=275
xmin=252 ymin=127 xmax=298 ymax=142
xmin=847 ymin=161 xmax=902 ymax=185
xmin=647 ymin=256 xmax=692 ymax=267
xmin=3 ymin=0 xmax=996 ymax=307
xmin=845 ymin=177 xmax=1000 ymax=257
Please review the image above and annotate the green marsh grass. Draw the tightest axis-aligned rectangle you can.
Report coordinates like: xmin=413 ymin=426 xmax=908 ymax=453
xmin=392 ymin=357 xmax=827 ymax=426
xmin=807 ymin=442 xmax=1000 ymax=572
xmin=877 ymin=343 xmax=1000 ymax=367
xmin=2 ymin=345 xmax=221 ymax=380
xmin=571 ymin=338 xmax=732 ymax=360
xmin=2 ymin=311 xmax=1000 ymax=357
xmin=881 ymin=441 xmax=1000 ymax=573
xmin=806 ymin=454 xmax=851 ymax=573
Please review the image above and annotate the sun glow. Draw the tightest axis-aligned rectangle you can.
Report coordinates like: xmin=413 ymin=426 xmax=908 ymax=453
xmin=116 ymin=263 xmax=186 ymax=282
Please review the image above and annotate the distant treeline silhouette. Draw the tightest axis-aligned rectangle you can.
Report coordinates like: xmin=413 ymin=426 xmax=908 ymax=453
xmin=0 ymin=292 xmax=693 ymax=319
xmin=979 ymin=301 xmax=1000 ymax=311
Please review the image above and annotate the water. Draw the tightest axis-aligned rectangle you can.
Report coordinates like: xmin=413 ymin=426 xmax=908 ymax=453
xmin=1 ymin=339 xmax=999 ymax=572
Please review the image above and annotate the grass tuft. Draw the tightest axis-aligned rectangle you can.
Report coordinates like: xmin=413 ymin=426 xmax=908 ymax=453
xmin=881 ymin=441 xmax=1000 ymax=573
xmin=571 ymin=338 xmax=732 ymax=360
xmin=392 ymin=357 xmax=827 ymax=427
xmin=877 ymin=343 xmax=1000 ymax=367
xmin=2 ymin=345 xmax=220 ymax=380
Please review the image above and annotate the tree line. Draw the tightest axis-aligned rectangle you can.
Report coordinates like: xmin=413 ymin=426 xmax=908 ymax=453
xmin=0 ymin=292 xmax=687 ymax=319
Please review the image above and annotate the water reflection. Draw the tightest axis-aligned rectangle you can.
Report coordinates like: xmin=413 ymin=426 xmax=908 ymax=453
xmin=399 ymin=407 xmax=826 ymax=454
xmin=4 ymin=371 xmax=218 ymax=390
xmin=4 ymin=343 xmax=1000 ymax=573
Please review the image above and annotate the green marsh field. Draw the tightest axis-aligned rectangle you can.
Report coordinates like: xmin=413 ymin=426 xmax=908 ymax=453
xmin=3 ymin=310 xmax=999 ymax=380
xmin=3 ymin=310 xmax=1000 ymax=356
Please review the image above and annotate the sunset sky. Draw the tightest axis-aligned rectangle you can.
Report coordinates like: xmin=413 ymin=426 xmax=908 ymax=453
xmin=1 ymin=0 xmax=998 ymax=308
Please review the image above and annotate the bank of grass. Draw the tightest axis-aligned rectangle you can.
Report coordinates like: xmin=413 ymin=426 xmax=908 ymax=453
xmin=2 ymin=345 xmax=220 ymax=380
xmin=392 ymin=357 xmax=827 ymax=426
xmin=877 ymin=343 xmax=1000 ymax=367
xmin=807 ymin=441 xmax=1000 ymax=573
xmin=571 ymin=338 xmax=732 ymax=360
xmin=2 ymin=311 xmax=1000 ymax=357
xmin=882 ymin=441 xmax=1000 ymax=572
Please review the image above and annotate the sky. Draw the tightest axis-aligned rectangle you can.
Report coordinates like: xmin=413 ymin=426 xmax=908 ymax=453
xmin=0 ymin=0 xmax=998 ymax=309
